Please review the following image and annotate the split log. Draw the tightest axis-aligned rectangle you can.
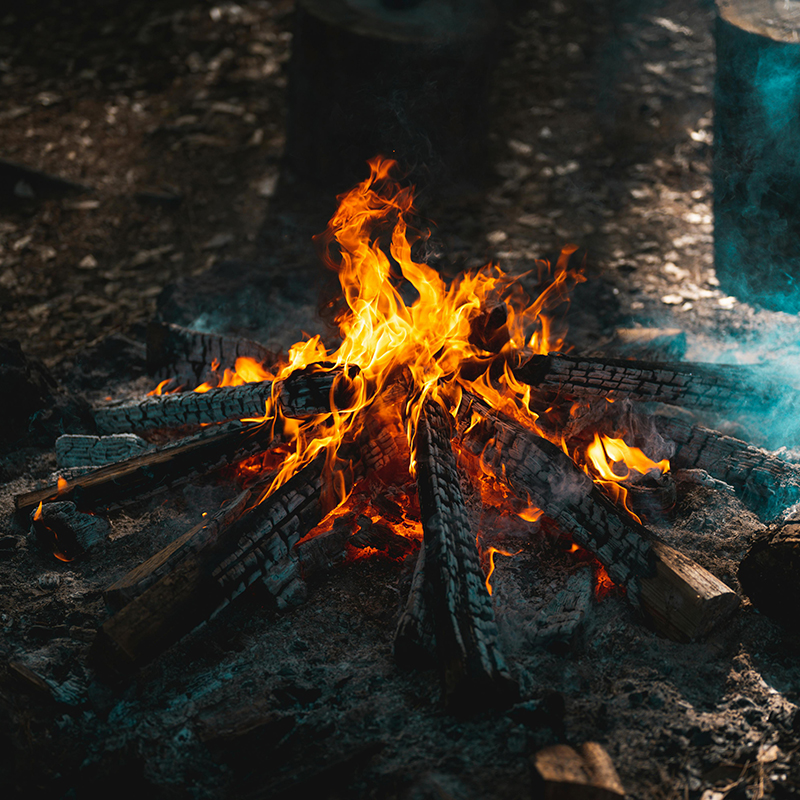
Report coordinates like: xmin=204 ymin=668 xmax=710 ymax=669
xmin=514 ymin=353 xmax=780 ymax=415
xmin=655 ymin=414 xmax=800 ymax=518
xmin=146 ymin=321 xmax=275 ymax=386
xmin=15 ymin=420 xmax=274 ymax=514
xmin=30 ymin=501 xmax=110 ymax=560
xmin=531 ymin=742 xmax=625 ymax=800
xmin=739 ymin=513 xmax=800 ymax=630
xmin=409 ymin=396 xmax=518 ymax=712
xmin=455 ymin=393 xmax=740 ymax=642
xmin=90 ymin=453 xmax=333 ymax=677
xmin=103 ymin=489 xmax=255 ymax=613
xmin=91 ymin=410 xmax=404 ymax=676
xmin=94 ymin=380 xmax=275 ymax=434
xmin=714 ymin=0 xmax=800 ymax=312
xmin=55 ymin=433 xmax=152 ymax=468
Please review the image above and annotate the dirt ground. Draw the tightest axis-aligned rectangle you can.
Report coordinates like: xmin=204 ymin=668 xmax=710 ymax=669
xmin=2 ymin=1 xmax=800 ymax=799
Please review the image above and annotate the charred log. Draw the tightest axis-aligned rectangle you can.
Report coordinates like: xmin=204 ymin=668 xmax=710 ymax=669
xmin=456 ymin=393 xmax=740 ymax=642
xmin=409 ymin=396 xmax=518 ymax=713
xmin=16 ymin=421 xmax=274 ymax=514
xmin=514 ymin=353 xmax=779 ymax=414
xmin=278 ymin=362 xmax=361 ymax=418
xmin=739 ymin=514 xmax=800 ymax=630
xmin=55 ymin=433 xmax=152 ymax=468
xmin=146 ymin=321 xmax=275 ymax=386
xmin=393 ymin=539 xmax=436 ymax=669
xmin=655 ymin=414 xmax=800 ymax=518
xmin=94 ymin=380 xmax=275 ymax=434
xmin=30 ymin=501 xmax=110 ymax=560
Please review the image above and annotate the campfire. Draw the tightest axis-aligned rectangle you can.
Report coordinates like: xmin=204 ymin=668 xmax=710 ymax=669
xmin=16 ymin=158 xmax=800 ymax=719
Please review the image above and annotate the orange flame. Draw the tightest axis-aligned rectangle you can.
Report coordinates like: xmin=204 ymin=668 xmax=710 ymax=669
xmin=33 ymin=501 xmax=43 ymax=521
xmin=57 ymin=477 xmax=68 ymax=494
xmin=484 ymin=546 xmax=519 ymax=596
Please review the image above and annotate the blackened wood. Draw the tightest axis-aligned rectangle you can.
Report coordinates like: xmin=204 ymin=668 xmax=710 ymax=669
xmin=739 ymin=516 xmax=800 ymax=629
xmin=714 ymin=0 xmax=800 ymax=312
xmin=393 ymin=539 xmax=436 ymax=669
xmin=55 ymin=433 xmax=152 ymax=468
xmin=514 ymin=353 xmax=778 ymax=414
xmin=468 ymin=303 xmax=510 ymax=354
xmin=30 ymin=501 xmax=109 ymax=560
xmin=410 ymin=396 xmax=517 ymax=712
xmin=103 ymin=489 xmax=255 ymax=613
xmin=90 ymin=453 xmax=332 ymax=677
xmin=146 ymin=321 xmax=275 ymax=386
xmin=94 ymin=380 xmax=275 ymax=434
xmin=531 ymin=742 xmax=626 ymax=800
xmin=350 ymin=515 xmax=417 ymax=559
xmin=15 ymin=421 xmax=274 ymax=514
xmin=456 ymin=393 xmax=740 ymax=642
xmin=655 ymin=414 xmax=800 ymax=518
xmin=278 ymin=362 xmax=361 ymax=418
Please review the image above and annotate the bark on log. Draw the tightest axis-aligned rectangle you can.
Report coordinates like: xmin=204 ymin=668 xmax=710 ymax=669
xmin=55 ymin=433 xmax=152 ymax=468
xmin=409 ymin=396 xmax=518 ymax=713
xmin=94 ymin=380 xmax=275 ymax=434
xmin=514 ymin=353 xmax=779 ymax=414
xmin=714 ymin=0 xmax=800 ymax=312
xmin=739 ymin=514 xmax=800 ymax=629
xmin=455 ymin=393 xmax=740 ymax=642
xmin=655 ymin=414 xmax=800 ymax=518
xmin=16 ymin=421 xmax=274 ymax=514
xmin=531 ymin=742 xmax=626 ymax=800
xmin=146 ymin=321 xmax=275 ymax=386
xmin=394 ymin=539 xmax=437 ymax=669
xmin=278 ymin=362 xmax=361 ymax=418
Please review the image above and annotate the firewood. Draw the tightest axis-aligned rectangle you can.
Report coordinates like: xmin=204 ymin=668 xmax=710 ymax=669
xmin=394 ymin=539 xmax=436 ymax=669
xmin=16 ymin=420 xmax=274 ymax=514
xmin=30 ymin=501 xmax=110 ymax=559
xmin=90 ymin=453 xmax=334 ymax=677
xmin=94 ymin=380 xmax=275 ymax=434
xmin=655 ymin=414 xmax=800 ymax=518
xmin=456 ymin=393 xmax=740 ymax=642
xmin=103 ymin=489 xmax=255 ymax=613
xmin=409 ymin=396 xmax=518 ymax=713
xmin=146 ymin=321 xmax=275 ymax=386
xmin=739 ymin=513 xmax=800 ymax=630
xmin=531 ymin=742 xmax=625 ymax=800
xmin=514 ymin=352 xmax=778 ymax=414
xmin=278 ymin=362 xmax=361 ymax=418
xmin=55 ymin=433 xmax=152 ymax=468
xmin=350 ymin=514 xmax=417 ymax=559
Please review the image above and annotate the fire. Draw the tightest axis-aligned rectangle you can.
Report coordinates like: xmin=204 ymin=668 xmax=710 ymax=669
xmin=484 ymin=546 xmax=519 ymax=596
xmin=57 ymin=476 xmax=68 ymax=494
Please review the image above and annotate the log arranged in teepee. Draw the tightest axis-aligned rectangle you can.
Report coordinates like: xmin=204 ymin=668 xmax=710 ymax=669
xmin=455 ymin=393 xmax=740 ymax=642
xmin=514 ymin=353 xmax=781 ymax=414
xmin=55 ymin=433 xmax=152 ymax=468
xmin=147 ymin=320 xmax=276 ymax=386
xmin=714 ymin=0 xmax=800 ymax=312
xmin=94 ymin=380 xmax=276 ymax=434
xmin=655 ymin=414 xmax=800 ymax=518
xmin=408 ymin=396 xmax=518 ymax=712
xmin=738 ymin=512 xmax=800 ymax=630
xmin=16 ymin=420 xmax=274 ymax=514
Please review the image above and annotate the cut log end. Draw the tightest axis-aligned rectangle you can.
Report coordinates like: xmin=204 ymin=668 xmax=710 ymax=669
xmin=531 ymin=742 xmax=626 ymax=800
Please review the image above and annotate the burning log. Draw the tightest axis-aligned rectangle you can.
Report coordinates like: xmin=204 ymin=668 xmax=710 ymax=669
xmin=15 ymin=420 xmax=274 ymax=514
xmin=91 ymin=410 xmax=404 ymax=676
xmin=94 ymin=380 xmax=275 ymax=434
xmin=514 ymin=353 xmax=778 ymax=414
xmin=738 ymin=511 xmax=800 ymax=630
xmin=408 ymin=396 xmax=518 ymax=712
xmin=655 ymin=414 xmax=800 ymax=518
xmin=456 ymin=394 xmax=740 ymax=642
xmin=146 ymin=321 xmax=275 ymax=386
xmin=55 ymin=433 xmax=152 ymax=468
xmin=30 ymin=501 xmax=110 ymax=560
xmin=278 ymin=362 xmax=361 ymax=418
xmin=90 ymin=453 xmax=332 ymax=677
xmin=531 ymin=742 xmax=626 ymax=800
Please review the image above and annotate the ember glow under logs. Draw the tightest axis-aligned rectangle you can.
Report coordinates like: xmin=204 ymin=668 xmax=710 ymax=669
xmin=25 ymin=156 xmax=800 ymax=710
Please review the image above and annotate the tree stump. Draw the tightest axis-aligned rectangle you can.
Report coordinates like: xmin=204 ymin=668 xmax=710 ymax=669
xmin=284 ymin=0 xmax=500 ymax=196
xmin=714 ymin=0 xmax=800 ymax=311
